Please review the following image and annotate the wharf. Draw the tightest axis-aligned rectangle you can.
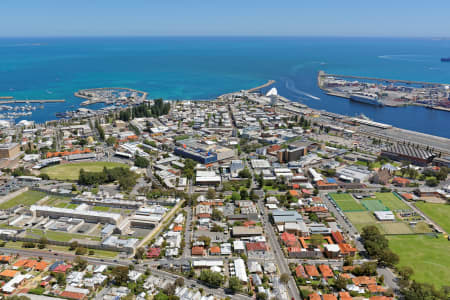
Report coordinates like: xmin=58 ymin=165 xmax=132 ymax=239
xmin=0 ymin=99 xmax=65 ymax=104
xmin=0 ymin=96 xmax=13 ymax=100
xmin=319 ymin=71 xmax=449 ymax=86
xmin=247 ymin=80 xmax=275 ymax=93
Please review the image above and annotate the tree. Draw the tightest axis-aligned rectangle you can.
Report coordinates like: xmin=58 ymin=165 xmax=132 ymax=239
xmin=256 ymin=292 xmax=268 ymax=300
xmin=75 ymin=247 xmax=88 ymax=255
xmin=69 ymin=241 xmax=79 ymax=251
xmin=206 ymin=188 xmax=216 ymax=199
xmin=231 ymin=192 xmax=241 ymax=201
xmin=238 ymin=168 xmax=252 ymax=179
xmin=199 ymin=270 xmax=224 ymax=287
xmin=211 ymin=209 xmax=223 ymax=221
xmin=228 ymin=276 xmax=242 ymax=292
xmin=398 ymin=266 xmax=414 ymax=281
xmin=334 ymin=276 xmax=348 ymax=290
xmin=74 ymin=256 xmax=88 ymax=271
xmin=111 ymin=266 xmax=129 ymax=286
xmin=175 ymin=277 xmax=184 ymax=287
xmin=135 ymin=155 xmax=150 ymax=168
xmin=280 ymin=273 xmax=290 ymax=285
xmin=38 ymin=237 xmax=48 ymax=249
xmin=135 ymin=247 xmax=146 ymax=259
xmin=197 ymin=235 xmax=211 ymax=247
xmin=240 ymin=189 xmax=248 ymax=200
xmin=106 ymin=136 xmax=117 ymax=146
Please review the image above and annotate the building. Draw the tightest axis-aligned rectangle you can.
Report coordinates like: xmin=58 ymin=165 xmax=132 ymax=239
xmin=373 ymin=211 xmax=395 ymax=221
xmin=232 ymin=226 xmax=263 ymax=237
xmin=0 ymin=143 xmax=20 ymax=160
xmin=234 ymin=259 xmax=248 ymax=283
xmin=30 ymin=205 xmax=122 ymax=225
xmin=381 ymin=144 xmax=434 ymax=166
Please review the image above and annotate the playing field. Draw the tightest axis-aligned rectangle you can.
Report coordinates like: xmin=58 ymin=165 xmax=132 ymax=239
xmin=329 ymin=193 xmax=364 ymax=211
xmin=346 ymin=211 xmax=382 ymax=232
xmin=380 ymin=222 xmax=413 ymax=234
xmin=0 ymin=190 xmax=46 ymax=209
xmin=388 ymin=235 xmax=450 ymax=288
xmin=416 ymin=202 xmax=450 ymax=233
xmin=41 ymin=161 xmax=128 ymax=180
xmin=361 ymin=200 xmax=388 ymax=211
xmin=371 ymin=192 xmax=409 ymax=211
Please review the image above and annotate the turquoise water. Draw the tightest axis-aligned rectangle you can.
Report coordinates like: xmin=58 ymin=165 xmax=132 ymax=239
xmin=0 ymin=37 xmax=449 ymax=138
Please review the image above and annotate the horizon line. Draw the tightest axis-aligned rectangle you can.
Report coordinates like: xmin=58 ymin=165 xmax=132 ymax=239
xmin=0 ymin=34 xmax=449 ymax=39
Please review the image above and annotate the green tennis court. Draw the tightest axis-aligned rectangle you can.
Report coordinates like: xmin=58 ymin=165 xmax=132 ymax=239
xmin=361 ymin=199 xmax=389 ymax=211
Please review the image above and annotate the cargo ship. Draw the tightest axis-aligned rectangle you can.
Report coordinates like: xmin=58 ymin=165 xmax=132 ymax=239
xmin=350 ymin=92 xmax=384 ymax=106
xmin=441 ymin=57 xmax=450 ymax=62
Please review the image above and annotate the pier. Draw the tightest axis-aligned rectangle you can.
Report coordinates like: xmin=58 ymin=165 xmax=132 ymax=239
xmin=0 ymin=99 xmax=65 ymax=104
xmin=319 ymin=71 xmax=449 ymax=86
xmin=0 ymin=96 xmax=13 ymax=100
xmin=247 ymin=80 xmax=275 ymax=93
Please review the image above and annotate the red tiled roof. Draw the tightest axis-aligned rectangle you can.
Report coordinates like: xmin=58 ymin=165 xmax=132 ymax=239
xmin=331 ymin=231 xmax=345 ymax=244
xmin=305 ymin=265 xmax=320 ymax=277
xmin=339 ymin=243 xmax=357 ymax=255
xmin=369 ymin=297 xmax=392 ymax=300
xmin=318 ymin=264 xmax=334 ymax=278
xmin=339 ymin=292 xmax=353 ymax=300
xmin=146 ymin=248 xmax=161 ymax=258
xmin=323 ymin=294 xmax=338 ymax=300
xmin=53 ymin=264 xmax=72 ymax=273
xmin=309 ymin=293 xmax=321 ymax=300
xmin=352 ymin=276 xmax=376 ymax=286
xmin=368 ymin=285 xmax=386 ymax=293
xmin=191 ymin=246 xmax=205 ymax=256
xmin=60 ymin=291 xmax=86 ymax=300
xmin=209 ymin=246 xmax=221 ymax=254
xmin=289 ymin=190 xmax=300 ymax=197
xmin=295 ymin=265 xmax=308 ymax=279
xmin=246 ymin=242 xmax=268 ymax=252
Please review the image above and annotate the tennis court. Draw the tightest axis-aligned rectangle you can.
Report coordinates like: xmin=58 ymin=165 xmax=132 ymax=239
xmin=373 ymin=192 xmax=410 ymax=211
xmin=361 ymin=199 xmax=389 ymax=211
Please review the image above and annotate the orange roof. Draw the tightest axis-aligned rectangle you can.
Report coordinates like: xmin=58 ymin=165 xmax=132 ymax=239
xmin=0 ymin=255 xmax=12 ymax=262
xmin=13 ymin=259 xmax=37 ymax=269
xmin=60 ymin=291 xmax=85 ymax=300
xmin=289 ymin=190 xmax=300 ymax=197
xmin=209 ymin=246 xmax=221 ymax=254
xmin=370 ymin=297 xmax=392 ymax=300
xmin=323 ymin=295 xmax=338 ymax=300
xmin=292 ymin=184 xmax=300 ymax=189
xmin=35 ymin=261 xmax=49 ymax=271
xmin=191 ymin=246 xmax=205 ymax=256
xmin=339 ymin=243 xmax=357 ymax=254
xmin=309 ymin=293 xmax=321 ymax=300
xmin=401 ymin=193 xmax=413 ymax=200
xmin=173 ymin=225 xmax=183 ymax=232
xmin=0 ymin=269 xmax=18 ymax=278
xmin=352 ymin=276 xmax=376 ymax=286
xmin=392 ymin=177 xmax=410 ymax=184
xmin=342 ymin=266 xmax=355 ymax=272
xmin=340 ymin=273 xmax=351 ymax=279
xmin=318 ymin=264 xmax=334 ymax=278
xmin=368 ymin=285 xmax=386 ymax=293
xmin=339 ymin=292 xmax=353 ymax=300
xmin=305 ymin=265 xmax=320 ymax=277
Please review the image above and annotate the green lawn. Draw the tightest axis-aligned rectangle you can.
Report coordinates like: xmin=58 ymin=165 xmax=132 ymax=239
xmin=0 ymin=191 xmax=46 ymax=209
xmin=41 ymin=161 xmax=128 ymax=181
xmin=388 ymin=235 xmax=450 ymax=288
xmin=416 ymin=202 xmax=450 ymax=233
xmin=345 ymin=211 xmax=383 ymax=233
xmin=329 ymin=193 xmax=364 ymax=211
xmin=371 ymin=192 xmax=410 ymax=211
xmin=92 ymin=206 xmax=110 ymax=212
xmin=28 ymin=229 xmax=101 ymax=242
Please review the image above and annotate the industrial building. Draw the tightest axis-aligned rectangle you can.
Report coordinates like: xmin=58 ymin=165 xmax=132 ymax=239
xmin=381 ymin=144 xmax=435 ymax=166
xmin=0 ymin=143 xmax=20 ymax=160
xmin=173 ymin=138 xmax=235 ymax=164
xmin=30 ymin=205 xmax=122 ymax=225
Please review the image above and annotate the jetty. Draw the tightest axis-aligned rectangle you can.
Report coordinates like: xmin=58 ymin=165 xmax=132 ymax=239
xmin=0 ymin=96 xmax=13 ymax=100
xmin=0 ymin=99 xmax=65 ymax=104
xmin=319 ymin=71 xmax=449 ymax=86
xmin=247 ymin=80 xmax=275 ymax=93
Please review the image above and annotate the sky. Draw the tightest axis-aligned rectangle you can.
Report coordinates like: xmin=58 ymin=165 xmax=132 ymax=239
xmin=1 ymin=0 xmax=450 ymax=37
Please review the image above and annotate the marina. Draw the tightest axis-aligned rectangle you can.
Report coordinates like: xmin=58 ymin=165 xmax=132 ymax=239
xmin=75 ymin=87 xmax=147 ymax=106
xmin=0 ymin=99 xmax=65 ymax=104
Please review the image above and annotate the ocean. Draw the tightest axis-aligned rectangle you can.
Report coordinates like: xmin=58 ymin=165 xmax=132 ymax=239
xmin=0 ymin=37 xmax=449 ymax=138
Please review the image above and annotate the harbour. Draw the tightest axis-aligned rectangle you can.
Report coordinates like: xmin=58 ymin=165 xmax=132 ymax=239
xmin=0 ymin=99 xmax=65 ymax=104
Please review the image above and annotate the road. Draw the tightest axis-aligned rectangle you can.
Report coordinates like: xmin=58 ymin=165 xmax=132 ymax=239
xmin=257 ymin=198 xmax=301 ymax=300
xmin=377 ymin=267 xmax=400 ymax=295
xmin=320 ymin=192 xmax=365 ymax=252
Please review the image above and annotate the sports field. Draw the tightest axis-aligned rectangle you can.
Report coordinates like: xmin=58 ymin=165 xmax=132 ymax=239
xmin=0 ymin=191 xmax=46 ymax=210
xmin=388 ymin=235 xmax=450 ymax=288
xmin=380 ymin=222 xmax=412 ymax=234
xmin=361 ymin=200 xmax=388 ymax=211
xmin=371 ymin=192 xmax=409 ymax=211
xmin=346 ymin=211 xmax=381 ymax=232
xmin=41 ymin=161 xmax=128 ymax=180
xmin=415 ymin=202 xmax=450 ymax=233
xmin=329 ymin=193 xmax=364 ymax=211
